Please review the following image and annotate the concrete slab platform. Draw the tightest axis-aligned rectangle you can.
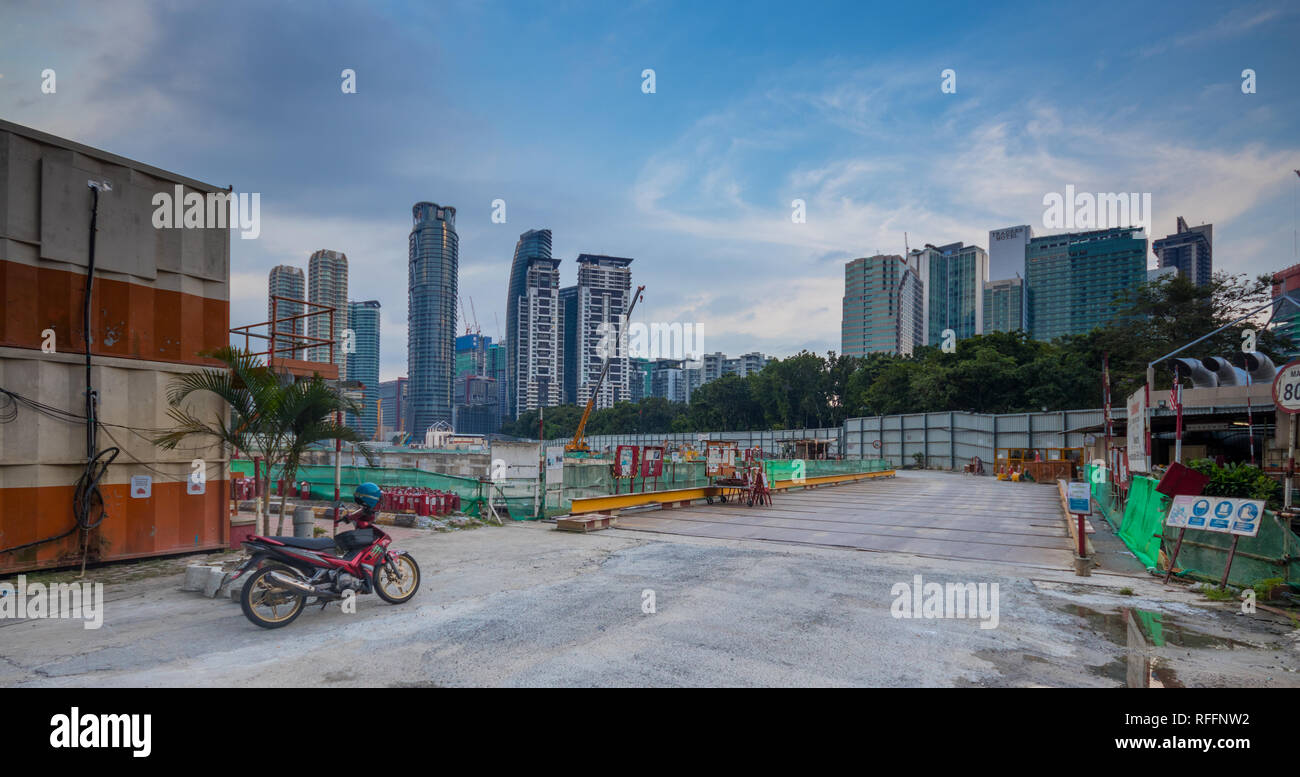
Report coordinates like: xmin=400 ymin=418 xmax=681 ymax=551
xmin=614 ymin=469 xmax=1076 ymax=569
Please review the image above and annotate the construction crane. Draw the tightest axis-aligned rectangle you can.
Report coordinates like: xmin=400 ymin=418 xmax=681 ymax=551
xmin=567 ymin=285 xmax=645 ymax=453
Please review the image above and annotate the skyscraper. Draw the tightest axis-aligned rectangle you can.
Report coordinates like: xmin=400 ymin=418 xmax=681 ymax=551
xmin=987 ymin=225 xmax=1033 ymax=283
xmin=407 ymin=202 xmax=458 ymax=437
xmin=906 ymin=244 xmax=936 ymax=346
xmin=307 ymin=249 xmax=349 ymax=371
xmin=346 ymin=300 xmax=380 ymax=438
xmin=512 ymin=251 xmax=564 ymax=416
xmin=453 ymin=334 xmax=502 ymax=433
xmin=505 ymin=229 xmax=553 ymax=418
xmin=841 ymin=254 xmax=924 ymax=356
xmin=629 ymin=357 xmax=651 ymax=402
xmin=267 ymin=265 xmax=305 ymax=359
xmin=378 ymin=377 xmax=408 ymax=439
xmin=1026 ymin=227 xmax=1147 ymax=340
xmin=569 ymin=254 xmax=634 ymax=410
xmin=559 ymin=285 xmax=578 ymax=405
xmin=1153 ymin=217 xmax=1213 ymax=287
xmin=982 ymin=277 xmax=1026 ymax=333
xmin=921 ymin=242 xmax=988 ymax=345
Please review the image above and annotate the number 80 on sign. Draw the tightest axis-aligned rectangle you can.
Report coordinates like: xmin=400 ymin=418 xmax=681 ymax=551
xmin=1272 ymin=361 xmax=1300 ymax=414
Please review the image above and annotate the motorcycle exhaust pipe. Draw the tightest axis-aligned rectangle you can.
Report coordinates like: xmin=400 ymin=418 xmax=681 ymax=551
xmin=265 ymin=570 xmax=322 ymax=596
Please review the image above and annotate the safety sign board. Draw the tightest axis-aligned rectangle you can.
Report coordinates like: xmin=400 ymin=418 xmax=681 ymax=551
xmin=1067 ymin=481 xmax=1091 ymax=514
xmin=1166 ymin=495 xmax=1264 ymax=537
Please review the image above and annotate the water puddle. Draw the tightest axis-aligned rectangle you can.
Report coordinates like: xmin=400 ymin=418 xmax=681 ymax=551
xmin=1059 ymin=604 xmax=1263 ymax=687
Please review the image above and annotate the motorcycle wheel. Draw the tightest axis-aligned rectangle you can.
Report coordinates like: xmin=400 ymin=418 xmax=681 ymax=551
xmin=373 ymin=552 xmax=421 ymax=605
xmin=239 ymin=565 xmax=306 ymax=629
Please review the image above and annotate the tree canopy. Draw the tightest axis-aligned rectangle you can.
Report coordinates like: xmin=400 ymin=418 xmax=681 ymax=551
xmin=500 ymin=272 xmax=1290 ymax=439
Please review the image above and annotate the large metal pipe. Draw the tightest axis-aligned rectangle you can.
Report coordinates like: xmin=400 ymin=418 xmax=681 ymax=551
xmin=1172 ymin=357 xmax=1218 ymax=388
xmin=1243 ymin=351 xmax=1276 ymax=383
xmin=1202 ymin=356 xmax=1248 ymax=386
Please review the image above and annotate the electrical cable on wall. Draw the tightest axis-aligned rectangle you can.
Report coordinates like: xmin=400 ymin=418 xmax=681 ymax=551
xmin=0 ymin=182 xmax=119 ymax=560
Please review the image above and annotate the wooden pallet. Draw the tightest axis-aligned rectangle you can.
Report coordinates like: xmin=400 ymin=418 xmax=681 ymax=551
xmin=556 ymin=514 xmax=617 ymax=533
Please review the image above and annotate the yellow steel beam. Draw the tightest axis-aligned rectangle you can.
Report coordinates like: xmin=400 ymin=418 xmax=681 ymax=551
xmin=567 ymin=469 xmax=896 ymax=514
xmin=772 ymin=470 xmax=895 ymax=490
xmin=570 ymin=486 xmax=718 ymax=514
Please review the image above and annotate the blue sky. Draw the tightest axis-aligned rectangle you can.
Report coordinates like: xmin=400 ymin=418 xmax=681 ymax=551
xmin=2 ymin=0 xmax=1298 ymax=380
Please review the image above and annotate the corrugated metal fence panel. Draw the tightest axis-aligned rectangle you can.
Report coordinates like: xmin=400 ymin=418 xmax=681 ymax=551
xmin=844 ymin=407 xmax=1106 ymax=470
xmin=998 ymin=414 xmax=1029 ymax=433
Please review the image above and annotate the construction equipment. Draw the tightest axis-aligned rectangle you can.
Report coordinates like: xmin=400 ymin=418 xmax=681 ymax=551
xmin=566 ymin=285 xmax=645 ymax=453
xmin=705 ymin=443 xmax=771 ymax=506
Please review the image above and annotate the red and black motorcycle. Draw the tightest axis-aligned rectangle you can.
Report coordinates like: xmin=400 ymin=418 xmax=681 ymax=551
xmin=229 ymin=503 xmax=421 ymax=629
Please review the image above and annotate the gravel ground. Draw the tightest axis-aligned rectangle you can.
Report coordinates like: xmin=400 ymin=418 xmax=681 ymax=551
xmin=2 ymin=519 xmax=1296 ymax=687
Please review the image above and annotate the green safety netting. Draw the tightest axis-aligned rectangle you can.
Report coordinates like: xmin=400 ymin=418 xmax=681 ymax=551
xmin=764 ymin=458 xmax=893 ymax=481
xmin=1087 ymin=464 xmax=1300 ymax=587
xmin=232 ymin=456 xmax=897 ymax=524
xmin=230 ymin=460 xmax=488 ymax=518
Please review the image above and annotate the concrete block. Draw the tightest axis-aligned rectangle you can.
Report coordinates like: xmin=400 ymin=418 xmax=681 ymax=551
xmin=183 ymin=565 xmax=221 ymax=592
xmin=202 ymin=568 xmax=226 ymax=598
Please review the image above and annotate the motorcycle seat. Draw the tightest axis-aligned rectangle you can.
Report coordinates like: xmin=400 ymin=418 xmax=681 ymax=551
xmin=268 ymin=536 xmax=337 ymax=551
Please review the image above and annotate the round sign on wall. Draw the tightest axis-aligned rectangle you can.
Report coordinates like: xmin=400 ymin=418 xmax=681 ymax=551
xmin=1272 ymin=360 xmax=1300 ymax=415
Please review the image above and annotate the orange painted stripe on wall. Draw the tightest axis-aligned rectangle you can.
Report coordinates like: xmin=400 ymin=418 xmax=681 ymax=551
xmin=0 ymin=260 xmax=229 ymax=366
xmin=0 ymin=480 xmax=230 ymax=574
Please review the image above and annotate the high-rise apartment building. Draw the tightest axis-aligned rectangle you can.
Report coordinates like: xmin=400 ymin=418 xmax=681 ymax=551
xmin=569 ymin=254 xmax=634 ymax=410
xmin=512 ymin=253 xmax=565 ymax=415
xmin=1153 ymin=217 xmax=1213 ymax=287
xmin=842 ymin=254 xmax=924 ymax=356
xmin=407 ymin=202 xmax=458 ymax=436
xmin=629 ymin=357 xmax=651 ymax=402
xmin=345 ymin=300 xmax=381 ymax=439
xmin=559 ymin=285 xmax=578 ymax=405
xmin=506 ymin=229 xmax=554 ymax=419
xmin=701 ymin=352 xmax=726 ymax=383
xmin=733 ymin=352 xmax=772 ymax=377
xmin=267 ymin=264 xmax=305 ymax=358
xmin=307 ymin=249 xmax=348 ymax=370
xmin=650 ymin=358 xmax=688 ymax=403
xmin=982 ymin=278 xmax=1026 ymax=333
xmin=1025 ymin=227 xmax=1147 ymax=340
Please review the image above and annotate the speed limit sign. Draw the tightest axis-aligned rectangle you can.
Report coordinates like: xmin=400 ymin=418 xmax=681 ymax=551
xmin=1272 ymin=360 xmax=1300 ymax=414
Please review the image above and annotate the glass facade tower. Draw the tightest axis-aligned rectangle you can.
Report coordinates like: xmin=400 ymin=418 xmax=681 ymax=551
xmin=346 ymin=300 xmax=381 ymax=439
xmin=1025 ymin=227 xmax=1147 ymax=340
xmin=506 ymin=229 xmax=554 ymax=419
xmin=407 ymin=202 xmax=458 ymax=437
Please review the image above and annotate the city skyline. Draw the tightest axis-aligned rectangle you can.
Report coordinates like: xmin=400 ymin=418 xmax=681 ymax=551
xmin=3 ymin=0 xmax=1296 ymax=383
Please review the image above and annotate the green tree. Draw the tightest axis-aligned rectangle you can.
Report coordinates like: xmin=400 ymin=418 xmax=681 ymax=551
xmin=153 ymin=347 xmax=371 ymax=535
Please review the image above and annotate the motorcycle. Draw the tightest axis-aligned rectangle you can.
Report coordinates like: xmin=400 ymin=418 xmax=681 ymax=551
xmin=228 ymin=505 xmax=421 ymax=629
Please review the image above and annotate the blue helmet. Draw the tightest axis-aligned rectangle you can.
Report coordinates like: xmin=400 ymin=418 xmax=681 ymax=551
xmin=354 ymin=482 xmax=382 ymax=509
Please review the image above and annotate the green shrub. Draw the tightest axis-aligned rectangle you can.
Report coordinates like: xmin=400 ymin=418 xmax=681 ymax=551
xmin=1202 ymin=586 xmax=1236 ymax=601
xmin=1186 ymin=458 xmax=1281 ymax=510
xmin=1252 ymin=577 xmax=1287 ymax=600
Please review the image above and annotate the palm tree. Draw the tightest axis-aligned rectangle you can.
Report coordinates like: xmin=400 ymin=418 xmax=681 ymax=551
xmin=154 ymin=346 xmax=373 ymax=536
xmin=269 ymin=377 xmax=375 ymax=534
